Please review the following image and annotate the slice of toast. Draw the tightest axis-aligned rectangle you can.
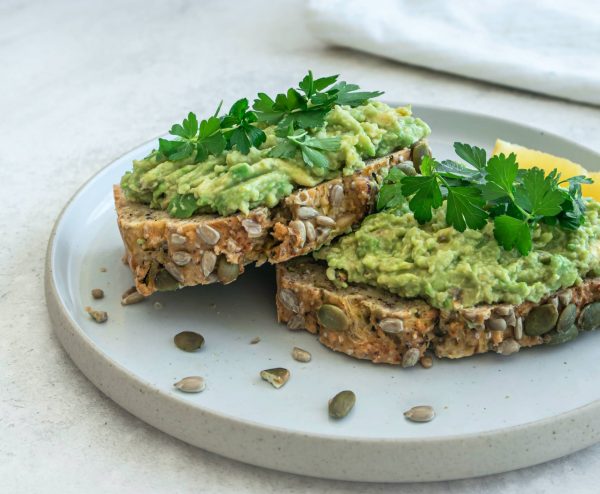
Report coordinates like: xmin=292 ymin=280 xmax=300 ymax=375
xmin=276 ymin=257 xmax=600 ymax=366
xmin=115 ymin=147 xmax=411 ymax=295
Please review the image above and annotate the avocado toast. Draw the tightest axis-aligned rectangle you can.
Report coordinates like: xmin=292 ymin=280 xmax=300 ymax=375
xmin=276 ymin=144 xmax=600 ymax=365
xmin=115 ymin=72 xmax=430 ymax=295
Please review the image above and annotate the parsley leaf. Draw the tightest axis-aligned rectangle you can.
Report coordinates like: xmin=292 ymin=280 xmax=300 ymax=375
xmin=454 ymin=142 xmax=487 ymax=170
xmin=377 ymin=167 xmax=406 ymax=211
xmin=493 ymin=215 xmax=532 ymax=255
xmin=401 ymin=175 xmax=443 ymax=223
xmin=445 ymin=186 xmax=488 ymax=231
xmin=514 ymin=167 xmax=565 ymax=217
xmin=269 ymin=131 xmax=341 ymax=169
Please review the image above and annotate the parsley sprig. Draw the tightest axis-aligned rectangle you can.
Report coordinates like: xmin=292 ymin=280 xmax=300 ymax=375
xmin=377 ymin=142 xmax=593 ymax=255
xmin=268 ymin=129 xmax=341 ymax=169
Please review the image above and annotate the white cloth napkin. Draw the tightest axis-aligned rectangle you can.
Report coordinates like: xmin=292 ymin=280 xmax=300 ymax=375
xmin=306 ymin=0 xmax=600 ymax=106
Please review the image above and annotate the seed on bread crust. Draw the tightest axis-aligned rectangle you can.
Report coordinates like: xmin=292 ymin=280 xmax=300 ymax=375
xmin=287 ymin=314 xmax=305 ymax=330
xmin=304 ymin=221 xmax=316 ymax=242
xmin=317 ymin=304 xmax=350 ymax=331
xmin=170 ymin=233 xmax=187 ymax=245
xmin=289 ymin=220 xmax=306 ymax=247
xmin=497 ymin=338 xmax=520 ymax=355
xmin=279 ymin=288 xmax=300 ymax=313
xmin=197 ymin=225 xmax=220 ymax=245
xmin=241 ymin=219 xmax=263 ymax=238
xmin=402 ymin=348 xmax=420 ymax=368
xmin=329 ymin=184 xmax=344 ymax=208
xmin=316 ymin=215 xmax=336 ymax=228
xmin=172 ymin=251 xmax=192 ymax=266
xmin=297 ymin=206 xmax=319 ymax=219
xmin=380 ymin=318 xmax=404 ymax=334
xmin=201 ymin=252 xmax=217 ymax=277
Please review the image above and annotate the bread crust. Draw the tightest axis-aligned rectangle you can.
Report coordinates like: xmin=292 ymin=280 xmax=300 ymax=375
xmin=276 ymin=257 xmax=600 ymax=364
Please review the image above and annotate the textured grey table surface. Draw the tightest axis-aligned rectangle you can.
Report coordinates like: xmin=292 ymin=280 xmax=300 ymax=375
xmin=2 ymin=0 xmax=600 ymax=492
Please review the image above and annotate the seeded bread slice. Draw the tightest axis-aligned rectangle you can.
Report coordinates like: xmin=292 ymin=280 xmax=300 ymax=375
xmin=115 ymin=147 xmax=412 ymax=296
xmin=276 ymin=257 xmax=600 ymax=366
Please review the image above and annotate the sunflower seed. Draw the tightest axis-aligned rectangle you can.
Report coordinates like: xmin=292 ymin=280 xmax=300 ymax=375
xmin=279 ymin=288 xmax=300 ymax=313
xmin=329 ymin=184 xmax=344 ymax=208
xmin=172 ymin=251 xmax=192 ymax=266
xmin=287 ymin=314 xmax=305 ymax=330
xmin=505 ymin=312 xmax=517 ymax=327
xmin=121 ymin=286 xmax=145 ymax=305
xmin=174 ymin=376 xmax=205 ymax=393
xmin=497 ymin=338 xmax=520 ymax=356
xmin=404 ymin=405 xmax=435 ymax=423
xmin=289 ymin=220 xmax=306 ymax=247
xmin=260 ymin=368 xmax=290 ymax=389
xmin=328 ymin=390 xmax=356 ymax=419
xmin=486 ymin=317 xmax=507 ymax=332
xmin=514 ymin=316 xmax=523 ymax=339
xmin=379 ymin=318 xmax=404 ymax=334
xmin=170 ymin=233 xmax=187 ymax=245
xmin=304 ymin=220 xmax=316 ymax=242
xmin=242 ymin=219 xmax=263 ymax=238
xmin=91 ymin=288 xmax=104 ymax=300
xmin=201 ymin=251 xmax=217 ymax=277
xmin=317 ymin=304 xmax=350 ymax=331
xmin=197 ymin=225 xmax=220 ymax=245
xmin=250 ymin=336 xmax=261 ymax=345
xmin=316 ymin=215 xmax=336 ymax=228
xmin=174 ymin=331 xmax=205 ymax=352
xmin=164 ymin=262 xmax=184 ymax=283
xmin=402 ymin=348 xmax=420 ymax=368
xmin=297 ymin=206 xmax=319 ymax=219
xmin=316 ymin=227 xmax=332 ymax=242
xmin=291 ymin=347 xmax=311 ymax=362
xmin=85 ymin=306 xmax=108 ymax=323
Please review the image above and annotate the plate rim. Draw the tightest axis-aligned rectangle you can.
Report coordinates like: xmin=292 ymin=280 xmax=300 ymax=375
xmin=45 ymin=104 xmax=600 ymax=481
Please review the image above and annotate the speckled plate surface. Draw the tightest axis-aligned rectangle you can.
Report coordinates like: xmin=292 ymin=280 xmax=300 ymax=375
xmin=45 ymin=105 xmax=600 ymax=482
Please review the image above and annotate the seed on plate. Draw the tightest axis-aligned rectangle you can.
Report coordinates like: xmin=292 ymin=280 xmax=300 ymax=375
xmin=260 ymin=368 xmax=290 ymax=389
xmin=174 ymin=331 xmax=205 ymax=352
xmin=91 ymin=288 xmax=104 ymax=300
xmin=316 ymin=215 xmax=336 ymax=228
xmin=197 ymin=224 xmax=220 ymax=245
xmin=121 ymin=286 xmax=145 ymax=306
xmin=241 ymin=218 xmax=263 ymax=238
xmin=556 ymin=304 xmax=577 ymax=333
xmin=420 ymin=355 xmax=433 ymax=369
xmin=85 ymin=306 xmax=108 ymax=323
xmin=379 ymin=318 xmax=404 ymax=334
xmin=201 ymin=251 xmax=217 ymax=277
xmin=291 ymin=347 xmax=311 ymax=362
xmin=402 ymin=348 xmax=420 ymax=368
xmin=317 ymin=304 xmax=350 ymax=331
xmin=579 ymin=302 xmax=600 ymax=331
xmin=99 ymin=267 xmax=107 ymax=272
xmin=250 ymin=336 xmax=261 ymax=345
xmin=216 ymin=257 xmax=240 ymax=284
xmin=279 ymin=288 xmax=300 ymax=313
xmin=404 ymin=405 xmax=435 ymax=423
xmin=174 ymin=376 xmax=205 ymax=393
xmin=304 ymin=220 xmax=316 ymax=242
xmin=486 ymin=317 xmax=507 ymax=332
xmin=328 ymin=390 xmax=356 ymax=419
xmin=496 ymin=338 xmax=520 ymax=356
xmin=297 ymin=206 xmax=319 ymax=220
xmin=547 ymin=325 xmax=579 ymax=345
xmin=172 ymin=251 xmax=192 ymax=266
xmin=524 ymin=304 xmax=558 ymax=336
xmin=329 ymin=184 xmax=344 ymax=208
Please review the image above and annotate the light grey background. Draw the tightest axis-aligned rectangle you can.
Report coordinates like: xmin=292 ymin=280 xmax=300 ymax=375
xmin=2 ymin=0 xmax=600 ymax=492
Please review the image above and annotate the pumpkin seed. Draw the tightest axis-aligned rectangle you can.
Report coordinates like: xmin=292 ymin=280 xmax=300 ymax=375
xmin=317 ymin=304 xmax=350 ymax=331
xmin=380 ymin=318 xmax=404 ymax=334
xmin=329 ymin=184 xmax=344 ymax=208
xmin=486 ymin=317 xmax=507 ymax=331
xmin=85 ymin=306 xmax=108 ymax=323
xmin=154 ymin=269 xmax=179 ymax=291
xmin=279 ymin=288 xmax=300 ymax=313
xmin=174 ymin=376 xmax=205 ymax=393
xmin=397 ymin=161 xmax=417 ymax=176
xmin=547 ymin=325 xmax=579 ymax=345
xmin=291 ymin=347 xmax=312 ymax=362
xmin=404 ymin=405 xmax=435 ymax=423
xmin=549 ymin=297 xmax=559 ymax=310
xmin=557 ymin=304 xmax=577 ymax=333
xmin=241 ymin=218 xmax=263 ymax=238
xmin=170 ymin=233 xmax=187 ymax=245
xmin=289 ymin=220 xmax=306 ymax=247
xmin=411 ymin=141 xmax=431 ymax=173
xmin=172 ymin=251 xmax=192 ymax=266
xmin=216 ymin=257 xmax=239 ymax=284
xmin=497 ymin=338 xmax=520 ymax=356
xmin=304 ymin=220 xmax=316 ymax=242
xmin=558 ymin=290 xmax=573 ymax=307
xmin=579 ymin=302 xmax=600 ymax=331
xmin=197 ymin=224 xmax=220 ymax=245
xmin=297 ymin=206 xmax=319 ymax=220
xmin=201 ymin=251 xmax=217 ymax=277
xmin=260 ymin=368 xmax=290 ymax=389
xmin=250 ymin=336 xmax=261 ymax=345
xmin=121 ymin=286 xmax=145 ymax=306
xmin=420 ymin=355 xmax=433 ymax=369
xmin=174 ymin=331 xmax=205 ymax=352
xmin=91 ymin=288 xmax=104 ymax=300
xmin=328 ymin=390 xmax=356 ymax=419
xmin=287 ymin=314 xmax=305 ymax=330
xmin=402 ymin=348 xmax=420 ymax=368
xmin=514 ymin=316 xmax=523 ymax=339
xmin=524 ymin=304 xmax=558 ymax=336
xmin=316 ymin=215 xmax=336 ymax=228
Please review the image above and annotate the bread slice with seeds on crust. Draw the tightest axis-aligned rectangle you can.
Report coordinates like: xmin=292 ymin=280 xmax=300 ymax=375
xmin=275 ymin=257 xmax=600 ymax=367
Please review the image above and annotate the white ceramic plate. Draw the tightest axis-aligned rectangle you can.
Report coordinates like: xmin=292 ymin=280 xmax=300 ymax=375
xmin=46 ymin=105 xmax=600 ymax=482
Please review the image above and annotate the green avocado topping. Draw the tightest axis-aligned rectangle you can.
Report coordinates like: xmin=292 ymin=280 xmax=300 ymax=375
xmin=119 ymin=72 xmax=430 ymax=217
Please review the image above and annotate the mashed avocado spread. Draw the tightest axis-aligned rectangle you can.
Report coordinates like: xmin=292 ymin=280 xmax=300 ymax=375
xmin=315 ymin=200 xmax=600 ymax=309
xmin=120 ymin=102 xmax=429 ymax=216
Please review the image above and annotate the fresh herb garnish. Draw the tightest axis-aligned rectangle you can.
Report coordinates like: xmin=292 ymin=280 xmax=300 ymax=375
xmin=269 ymin=129 xmax=341 ymax=169
xmin=377 ymin=142 xmax=593 ymax=255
